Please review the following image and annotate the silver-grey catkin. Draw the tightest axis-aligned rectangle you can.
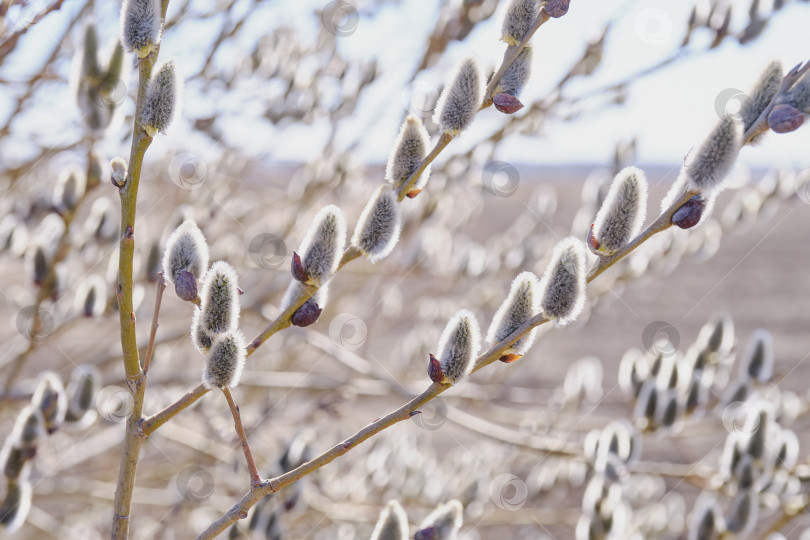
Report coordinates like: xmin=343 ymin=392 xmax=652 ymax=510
xmin=433 ymin=57 xmax=484 ymax=135
xmin=683 ymin=115 xmax=743 ymax=193
xmin=740 ymin=329 xmax=773 ymax=383
xmin=539 ymin=237 xmax=587 ymax=325
xmin=65 ymin=364 xmax=101 ymax=424
xmin=486 ymin=271 xmax=540 ymax=355
xmin=351 ymin=185 xmax=401 ymax=263
xmin=0 ymin=480 xmax=32 ymax=533
xmin=688 ymin=497 xmax=723 ymax=540
xmin=496 ymin=46 xmax=532 ymax=97
xmin=298 ymin=205 xmax=346 ymax=285
xmin=141 ymin=58 xmax=181 ymax=136
xmin=82 ymin=24 xmax=100 ymax=79
xmin=29 ymin=244 xmax=48 ymax=286
xmin=120 ymin=0 xmax=163 ymax=57
xmin=199 ymin=260 xmax=240 ymax=335
xmin=501 ymin=0 xmax=538 ymax=46
xmin=740 ymin=60 xmax=783 ymax=132
xmin=202 ymin=330 xmax=247 ymax=389
xmin=161 ymin=219 xmax=209 ymax=284
xmin=386 ymin=116 xmax=431 ymax=189
xmin=724 ymin=491 xmax=757 ymax=535
xmin=54 ymin=166 xmax=87 ymax=213
xmin=190 ymin=306 xmax=213 ymax=353
xmin=591 ymin=166 xmax=648 ymax=255
xmin=370 ymin=500 xmax=409 ymax=540
xmin=31 ymin=372 xmax=66 ymax=434
xmin=417 ymin=500 xmax=463 ymax=540
xmin=436 ymin=310 xmax=482 ymax=384
xmin=12 ymin=406 xmax=44 ymax=450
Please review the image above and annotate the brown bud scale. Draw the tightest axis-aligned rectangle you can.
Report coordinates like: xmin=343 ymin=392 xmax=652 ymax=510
xmin=493 ymin=92 xmax=524 ymax=114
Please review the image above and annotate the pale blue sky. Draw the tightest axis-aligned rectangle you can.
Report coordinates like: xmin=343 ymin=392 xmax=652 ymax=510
xmin=2 ymin=0 xmax=810 ymax=173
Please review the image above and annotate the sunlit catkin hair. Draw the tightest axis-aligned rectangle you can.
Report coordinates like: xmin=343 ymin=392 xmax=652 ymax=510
xmin=31 ymin=372 xmax=66 ymax=434
xmin=487 ymin=271 xmax=540 ymax=355
xmin=199 ymin=261 xmax=240 ymax=336
xmin=370 ymin=500 xmax=409 ymax=540
xmin=162 ymin=220 xmax=209 ymax=284
xmin=351 ymin=185 xmax=401 ymax=263
xmin=120 ymin=0 xmax=163 ymax=57
xmin=497 ymin=46 xmax=532 ymax=97
xmin=590 ymin=166 xmax=648 ymax=255
xmin=501 ymin=0 xmax=538 ymax=46
xmin=415 ymin=500 xmax=463 ymax=540
xmin=202 ymin=331 xmax=246 ymax=389
xmin=298 ymin=205 xmax=346 ymax=285
xmin=386 ymin=116 xmax=430 ymax=189
xmin=540 ymin=237 xmax=587 ymax=325
xmin=739 ymin=60 xmax=783 ymax=133
xmin=141 ymin=58 xmax=181 ymax=136
xmin=436 ymin=310 xmax=481 ymax=384
xmin=433 ymin=57 xmax=484 ymax=135
xmin=683 ymin=115 xmax=743 ymax=194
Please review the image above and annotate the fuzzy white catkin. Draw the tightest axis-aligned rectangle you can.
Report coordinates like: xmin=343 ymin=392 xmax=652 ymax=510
xmin=141 ymin=58 xmax=181 ymax=136
xmin=497 ymin=46 xmax=532 ymax=97
xmin=161 ymin=220 xmax=209 ymax=284
xmin=120 ymin=0 xmax=163 ymax=57
xmin=591 ymin=166 xmax=648 ymax=255
xmin=199 ymin=261 xmax=240 ymax=335
xmin=110 ymin=157 xmax=127 ymax=186
xmin=417 ymin=500 xmax=463 ymax=539
xmin=386 ymin=116 xmax=431 ymax=189
xmin=539 ymin=237 xmax=587 ymax=325
xmin=31 ymin=372 xmax=66 ymax=433
xmin=299 ymin=205 xmax=346 ymax=284
xmin=501 ymin=0 xmax=538 ymax=46
xmin=65 ymin=364 xmax=101 ymax=423
xmin=352 ymin=185 xmax=401 ymax=263
xmin=683 ymin=115 xmax=743 ymax=194
xmin=370 ymin=500 xmax=409 ymax=540
xmin=202 ymin=330 xmax=246 ymax=389
xmin=436 ymin=310 xmax=482 ymax=384
xmin=53 ymin=166 xmax=87 ymax=213
xmin=190 ymin=305 xmax=213 ymax=353
xmin=487 ymin=271 xmax=540 ymax=355
xmin=433 ymin=57 xmax=484 ymax=135
xmin=740 ymin=60 xmax=783 ymax=132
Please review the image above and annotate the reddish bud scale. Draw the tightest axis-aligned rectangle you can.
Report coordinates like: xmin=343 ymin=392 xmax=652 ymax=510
xmin=291 ymin=251 xmax=309 ymax=282
xmin=174 ymin=270 xmax=198 ymax=302
xmin=414 ymin=527 xmax=436 ymax=540
xmin=428 ymin=354 xmax=447 ymax=383
xmin=671 ymin=196 xmax=704 ymax=229
xmin=493 ymin=93 xmax=524 ymax=114
xmin=768 ymin=104 xmax=804 ymax=134
xmin=291 ymin=300 xmax=322 ymax=327
xmin=586 ymin=223 xmax=601 ymax=254
xmin=545 ymin=0 xmax=570 ymax=18
xmin=499 ymin=353 xmax=522 ymax=363
xmin=406 ymin=189 xmax=422 ymax=199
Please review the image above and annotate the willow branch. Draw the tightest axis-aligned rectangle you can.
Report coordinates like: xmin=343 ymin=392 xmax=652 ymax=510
xmin=222 ymin=387 xmax=261 ymax=488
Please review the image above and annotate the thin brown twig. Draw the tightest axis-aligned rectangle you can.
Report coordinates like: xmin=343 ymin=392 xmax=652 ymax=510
xmin=221 ymin=387 xmax=261 ymax=488
xmin=142 ymin=273 xmax=166 ymax=376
